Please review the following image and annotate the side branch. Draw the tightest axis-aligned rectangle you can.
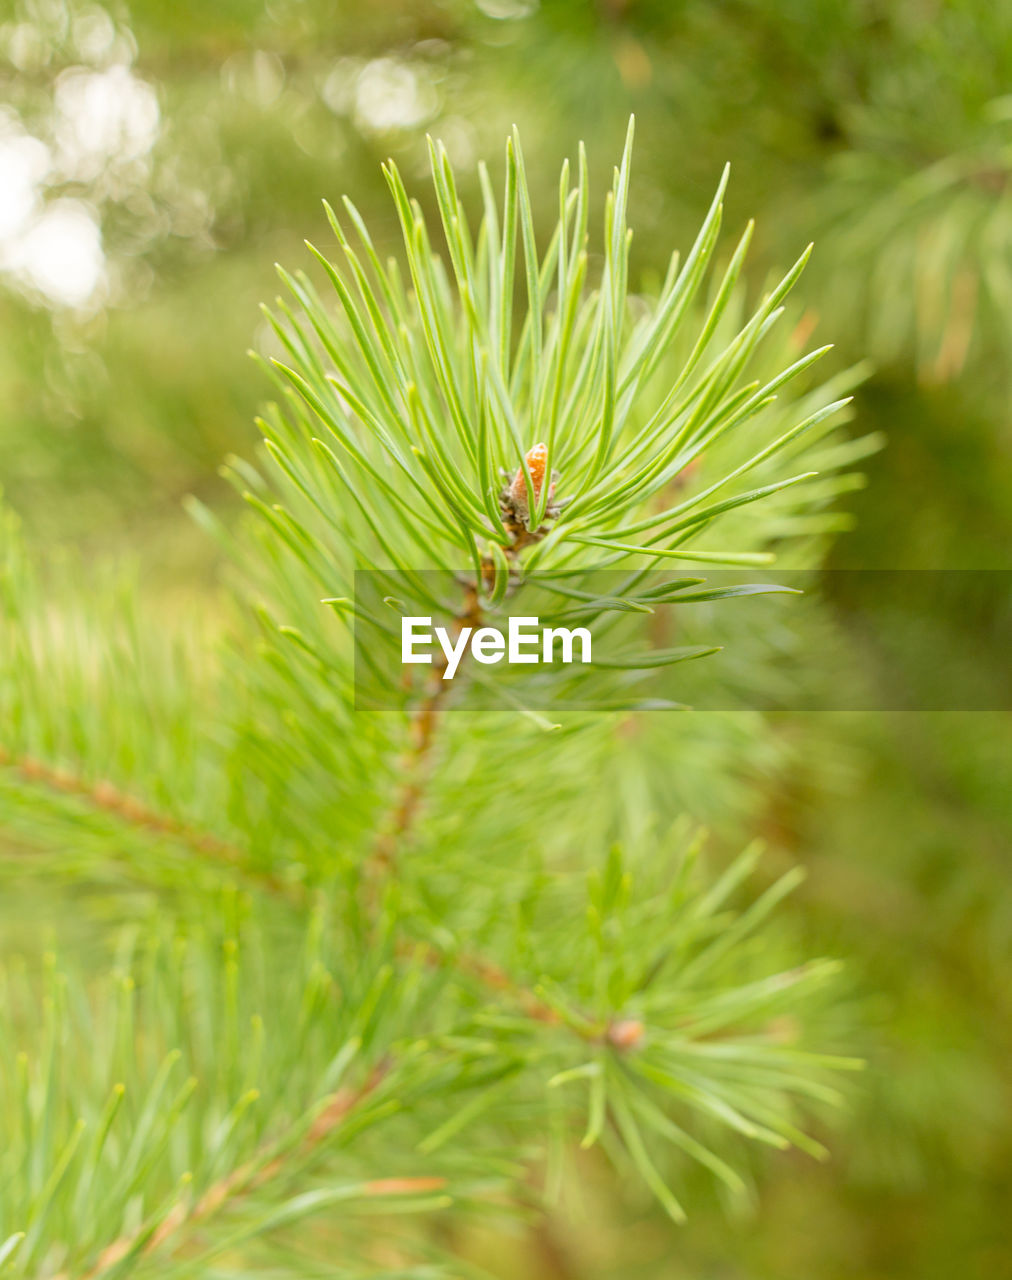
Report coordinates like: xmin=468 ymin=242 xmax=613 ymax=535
xmin=0 ymin=747 xmax=625 ymax=1045
xmin=57 ymin=1064 xmax=414 ymax=1280
xmin=0 ymin=744 xmax=292 ymax=899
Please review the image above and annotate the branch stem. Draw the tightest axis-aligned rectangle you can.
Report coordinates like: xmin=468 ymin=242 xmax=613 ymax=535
xmin=55 ymin=1064 xmax=397 ymax=1280
xmin=0 ymin=745 xmax=292 ymax=897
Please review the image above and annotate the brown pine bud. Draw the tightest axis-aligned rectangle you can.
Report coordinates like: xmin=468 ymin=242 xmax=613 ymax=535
xmin=509 ymin=443 xmax=554 ymax=509
xmin=606 ymin=1018 xmax=645 ymax=1051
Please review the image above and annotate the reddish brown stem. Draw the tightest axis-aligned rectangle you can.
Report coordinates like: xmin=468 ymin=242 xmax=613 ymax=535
xmin=0 ymin=745 xmax=292 ymax=899
xmin=63 ymin=1064 xmax=401 ymax=1280
xmin=367 ymin=579 xmax=483 ymax=876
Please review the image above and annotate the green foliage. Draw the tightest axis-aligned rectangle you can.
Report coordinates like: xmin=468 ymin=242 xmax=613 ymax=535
xmin=255 ymin=124 xmax=851 ymax=575
xmin=0 ymin=845 xmax=859 ymax=1277
xmin=822 ymin=104 xmax=1012 ymax=383
xmin=0 ymin=130 xmax=865 ymax=1275
xmin=2 ymin=3 xmax=1009 ymax=1276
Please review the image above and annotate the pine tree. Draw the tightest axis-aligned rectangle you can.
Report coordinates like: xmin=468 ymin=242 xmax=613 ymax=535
xmin=0 ymin=123 xmax=871 ymax=1278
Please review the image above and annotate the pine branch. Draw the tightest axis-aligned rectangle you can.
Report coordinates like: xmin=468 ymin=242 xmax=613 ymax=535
xmin=0 ymin=745 xmax=287 ymax=896
xmin=1 ymin=914 xmax=510 ymax=1280
xmin=0 ymin=721 xmax=781 ymax=1071
xmin=0 ymin=732 xmax=577 ymax=1046
xmin=0 ymin=729 xmax=566 ymax=1034
xmin=56 ymin=1065 xmax=394 ymax=1280
xmin=0 ymin=124 xmax=868 ymax=1271
xmin=234 ymin=116 xmax=867 ymax=1221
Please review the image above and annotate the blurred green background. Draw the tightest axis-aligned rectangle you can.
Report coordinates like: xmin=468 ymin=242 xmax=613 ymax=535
xmin=1 ymin=2 xmax=1009 ymax=1276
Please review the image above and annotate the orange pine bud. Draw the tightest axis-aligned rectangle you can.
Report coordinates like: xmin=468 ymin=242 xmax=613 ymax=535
xmin=606 ymin=1018 xmax=645 ymax=1051
xmin=509 ymin=442 xmax=553 ymax=508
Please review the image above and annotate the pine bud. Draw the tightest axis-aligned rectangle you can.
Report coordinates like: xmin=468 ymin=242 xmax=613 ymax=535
xmin=509 ymin=443 xmax=554 ymax=509
xmin=607 ymin=1018 xmax=645 ymax=1051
